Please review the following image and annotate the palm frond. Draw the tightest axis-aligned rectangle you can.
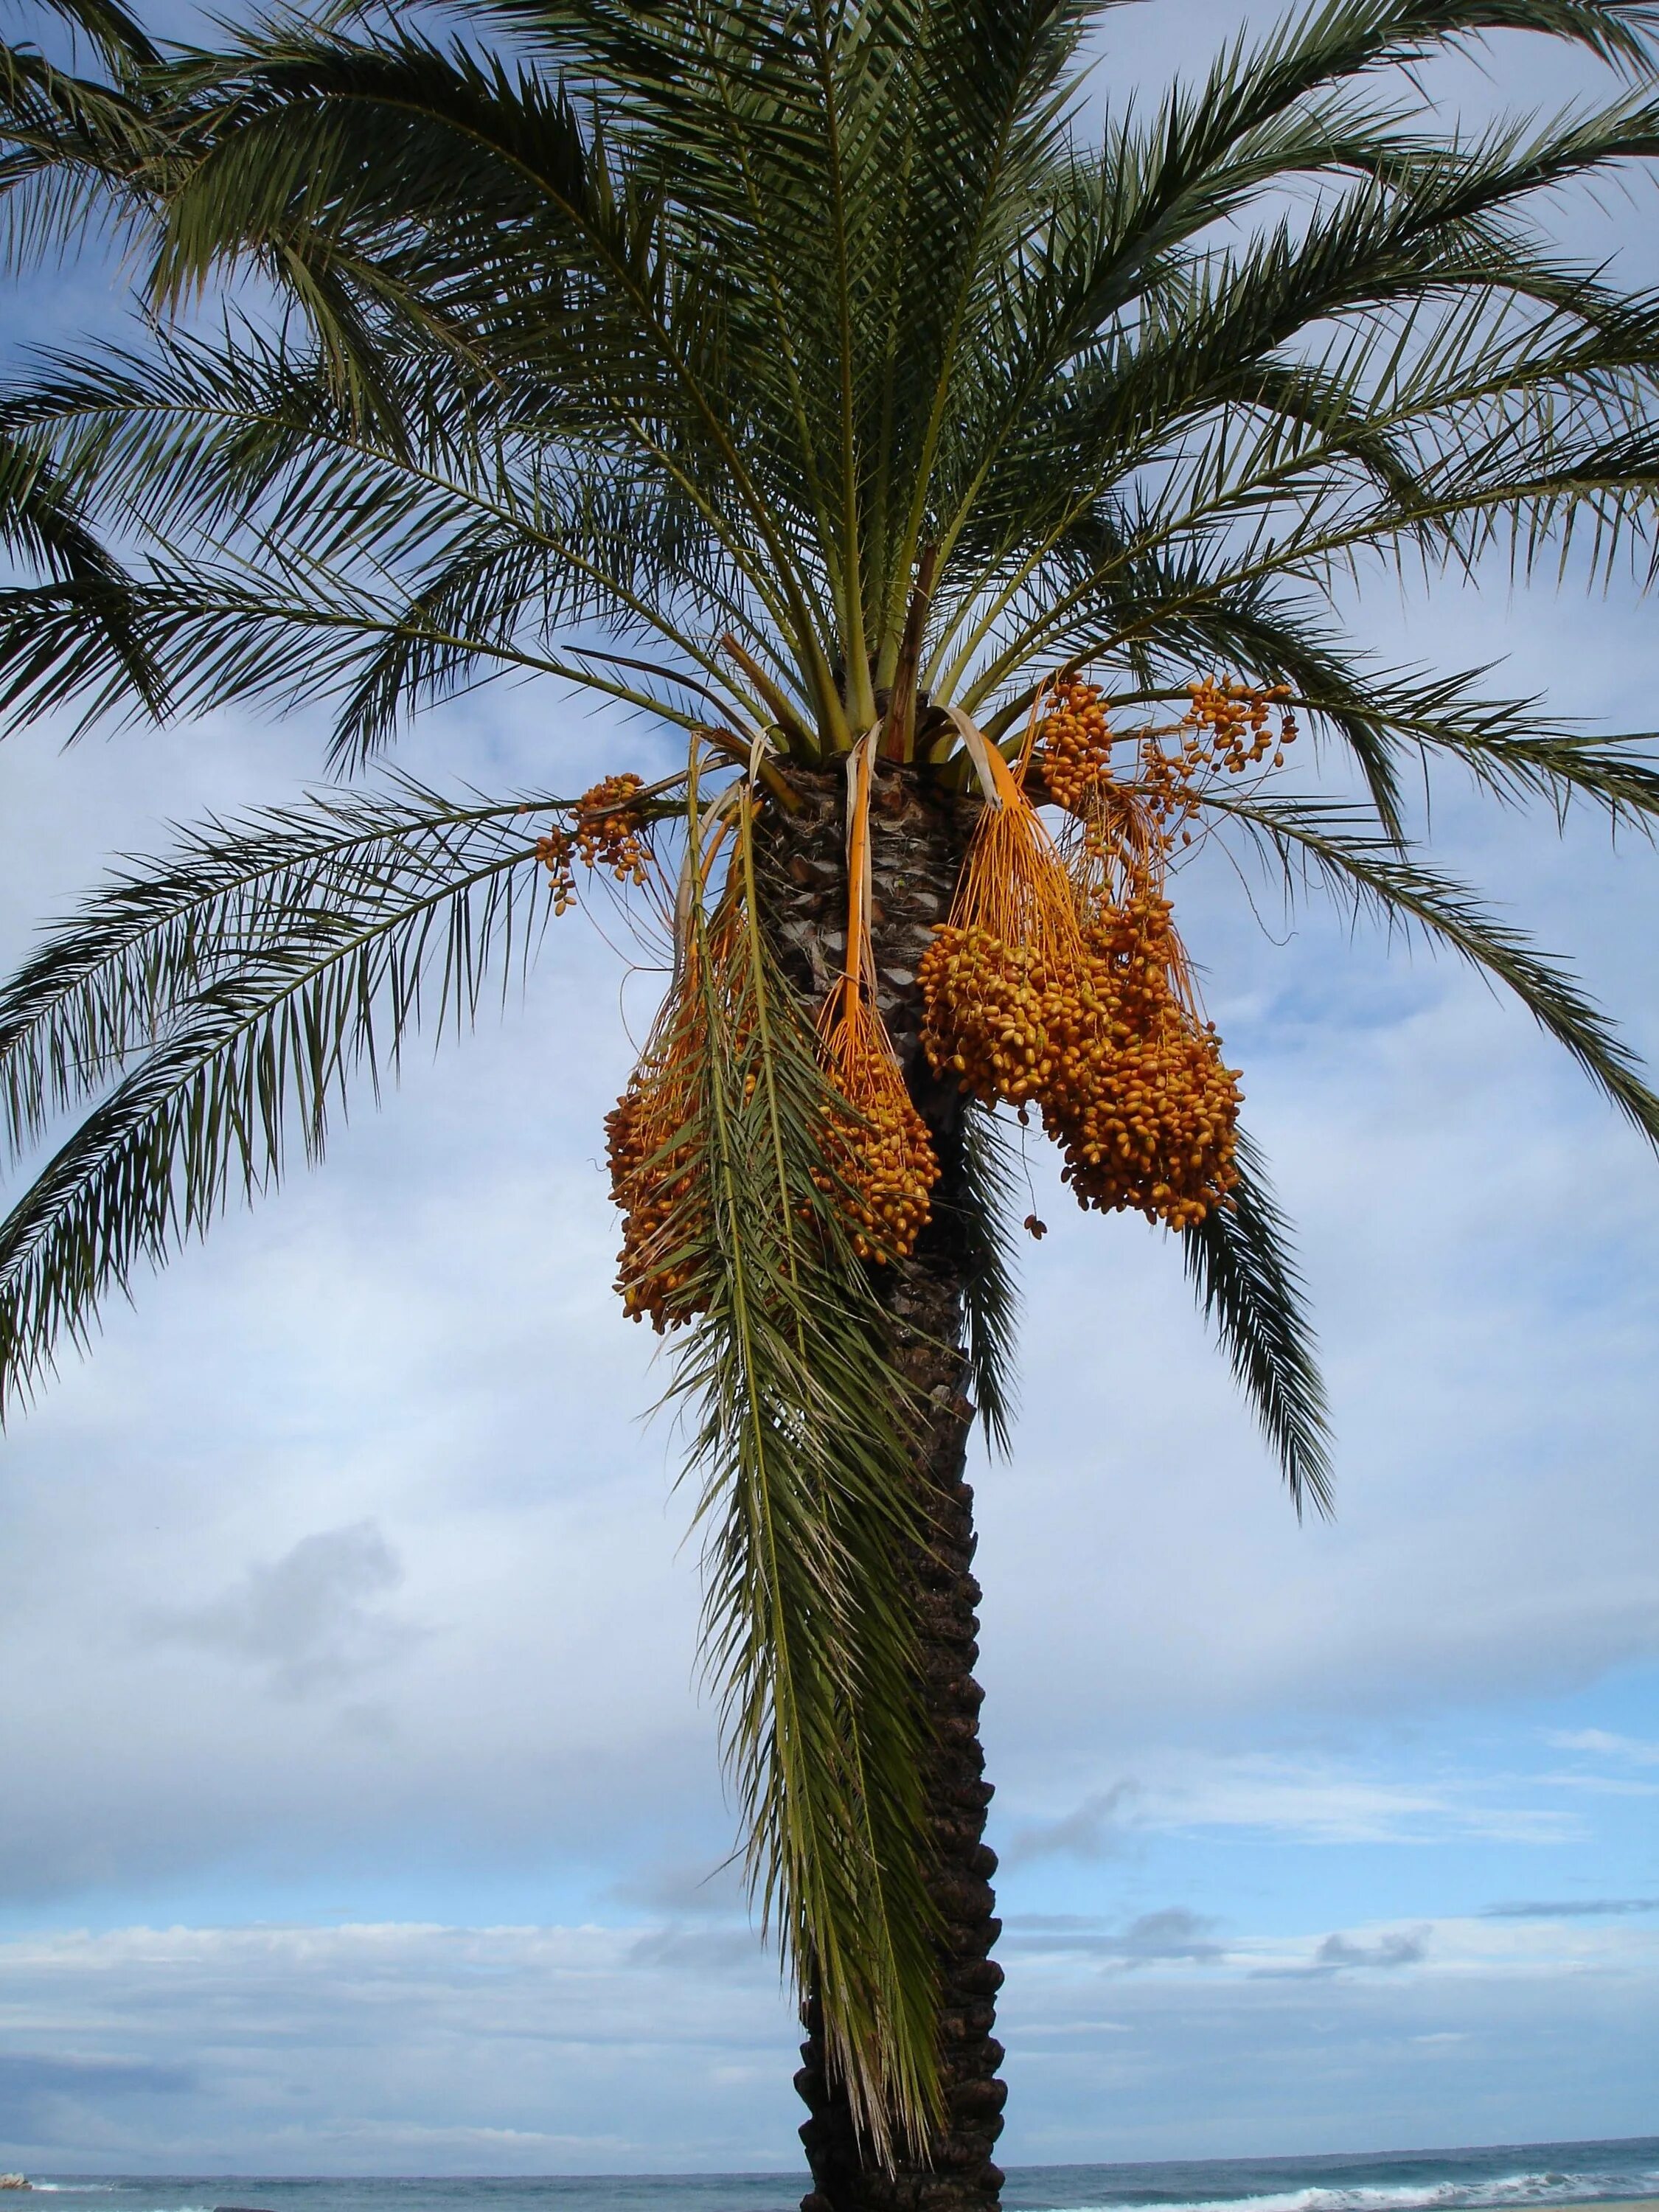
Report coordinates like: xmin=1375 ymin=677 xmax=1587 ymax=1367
xmin=1182 ymin=1128 xmax=1332 ymax=1520
xmin=1208 ymin=790 xmax=1659 ymax=1147
xmin=28 ymin=0 xmax=158 ymax=69
xmin=664 ymin=791 xmax=941 ymax=2159
xmin=951 ymin=1101 xmax=1022 ymax=1455
xmin=0 ymin=779 xmax=563 ymax=1410
xmin=0 ymin=425 xmax=161 ymax=715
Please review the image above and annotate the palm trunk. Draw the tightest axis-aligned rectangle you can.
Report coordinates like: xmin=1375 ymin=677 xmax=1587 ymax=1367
xmin=757 ymin=765 xmax=1008 ymax=2212
xmin=792 ymin=1313 xmax=1006 ymax=2212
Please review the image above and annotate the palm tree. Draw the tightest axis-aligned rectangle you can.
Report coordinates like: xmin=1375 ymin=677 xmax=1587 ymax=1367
xmin=4 ymin=0 xmax=1659 ymax=2203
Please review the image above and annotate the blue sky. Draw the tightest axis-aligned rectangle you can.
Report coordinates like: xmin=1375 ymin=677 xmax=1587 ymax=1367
xmin=0 ymin=0 xmax=1656 ymax=2179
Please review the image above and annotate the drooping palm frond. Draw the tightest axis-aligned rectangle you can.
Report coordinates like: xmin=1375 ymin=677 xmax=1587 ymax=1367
xmin=0 ymin=0 xmax=170 ymax=276
xmin=998 ymin=599 xmax=1659 ymax=844
xmin=0 ymin=779 xmax=570 ymax=1408
xmin=951 ymin=1101 xmax=1023 ymax=1456
xmin=0 ymin=322 xmax=785 ymax=747
xmin=1181 ymin=1129 xmax=1332 ymax=1520
xmin=1206 ymin=788 xmax=1659 ymax=1149
xmin=0 ymin=419 xmax=161 ymax=713
xmin=664 ymin=788 xmax=941 ymax=2157
xmin=13 ymin=0 xmax=156 ymax=69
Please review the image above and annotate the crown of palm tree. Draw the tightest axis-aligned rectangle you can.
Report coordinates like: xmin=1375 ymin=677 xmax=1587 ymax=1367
xmin=3 ymin=0 xmax=1659 ymax=2168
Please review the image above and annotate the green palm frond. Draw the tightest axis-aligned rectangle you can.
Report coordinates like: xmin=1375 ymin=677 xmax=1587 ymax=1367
xmin=666 ymin=791 xmax=940 ymax=2156
xmin=0 ymin=419 xmax=161 ymax=714
xmin=0 ymin=779 xmax=569 ymax=1408
xmin=951 ymin=1102 xmax=1023 ymax=1456
xmin=1182 ymin=1129 xmax=1332 ymax=1520
xmin=0 ymin=0 xmax=170 ymax=274
xmin=24 ymin=0 xmax=156 ymax=69
xmin=0 ymin=565 xmax=718 ymax=745
xmin=1167 ymin=1 xmax=1659 ymax=93
xmin=1283 ymin=661 xmax=1659 ymax=830
xmin=0 ymin=326 xmax=775 ymax=746
xmin=7 ymin=0 xmax=1659 ymax=763
xmin=1207 ymin=788 xmax=1659 ymax=1147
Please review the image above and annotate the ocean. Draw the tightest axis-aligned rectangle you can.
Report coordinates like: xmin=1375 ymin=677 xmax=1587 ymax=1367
xmin=18 ymin=2137 xmax=1659 ymax=2212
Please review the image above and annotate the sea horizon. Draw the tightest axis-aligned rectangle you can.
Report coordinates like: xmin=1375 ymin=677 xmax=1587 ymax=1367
xmin=12 ymin=2131 xmax=1658 ymax=2212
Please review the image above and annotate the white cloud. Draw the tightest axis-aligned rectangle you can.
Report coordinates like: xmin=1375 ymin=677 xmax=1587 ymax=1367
xmin=0 ymin=1911 xmax=1655 ymax=2172
xmin=995 ymin=1753 xmax=1582 ymax=1854
xmin=1545 ymin=1728 xmax=1659 ymax=1766
xmin=1004 ymin=1784 xmax=1142 ymax=1865
xmin=0 ymin=1921 xmax=796 ymax=2171
xmin=1484 ymin=1897 xmax=1659 ymax=1919
xmin=1253 ymin=1928 xmax=1430 ymax=1980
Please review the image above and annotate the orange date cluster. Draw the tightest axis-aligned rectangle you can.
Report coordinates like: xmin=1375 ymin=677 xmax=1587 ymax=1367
xmin=1038 ymin=674 xmax=1297 ymax=857
xmin=920 ymin=692 xmax=1247 ymax=1231
xmin=919 ymin=928 xmax=1097 ymax=1110
xmin=1050 ymin=893 xmax=1241 ymax=1228
xmin=535 ymin=772 xmax=653 ymax=915
xmin=816 ymin=981 xmax=939 ymax=1263
xmin=605 ymin=906 xmax=746 ymax=1332
xmin=605 ymin=1041 xmax=707 ymax=1333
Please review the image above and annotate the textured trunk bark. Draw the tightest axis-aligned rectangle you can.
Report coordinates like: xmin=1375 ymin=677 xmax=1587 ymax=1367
xmin=755 ymin=765 xmax=1007 ymax=2212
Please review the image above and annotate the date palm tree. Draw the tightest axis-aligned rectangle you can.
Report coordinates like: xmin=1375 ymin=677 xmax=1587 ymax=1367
xmin=4 ymin=1 xmax=1659 ymax=2205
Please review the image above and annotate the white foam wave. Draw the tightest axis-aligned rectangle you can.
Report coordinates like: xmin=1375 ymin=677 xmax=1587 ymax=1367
xmin=1032 ymin=2172 xmax=1659 ymax=2212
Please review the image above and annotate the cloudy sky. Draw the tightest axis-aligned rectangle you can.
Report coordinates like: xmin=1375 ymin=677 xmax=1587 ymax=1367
xmin=0 ymin=0 xmax=1656 ymax=2181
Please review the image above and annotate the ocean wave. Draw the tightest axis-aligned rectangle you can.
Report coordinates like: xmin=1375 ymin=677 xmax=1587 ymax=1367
xmin=1033 ymin=2173 xmax=1659 ymax=2212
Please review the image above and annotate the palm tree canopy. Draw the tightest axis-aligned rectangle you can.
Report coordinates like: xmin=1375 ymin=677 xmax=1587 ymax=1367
xmin=3 ymin=0 xmax=1659 ymax=2163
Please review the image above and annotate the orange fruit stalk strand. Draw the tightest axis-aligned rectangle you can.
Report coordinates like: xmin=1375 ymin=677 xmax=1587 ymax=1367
xmin=817 ymin=978 xmax=939 ymax=1262
xmin=919 ymin=717 xmax=1095 ymax=1111
xmin=818 ymin=732 xmax=939 ymax=1262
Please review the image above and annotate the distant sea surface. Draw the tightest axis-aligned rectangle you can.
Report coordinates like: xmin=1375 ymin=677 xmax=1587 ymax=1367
xmin=19 ymin=2138 xmax=1659 ymax=2212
